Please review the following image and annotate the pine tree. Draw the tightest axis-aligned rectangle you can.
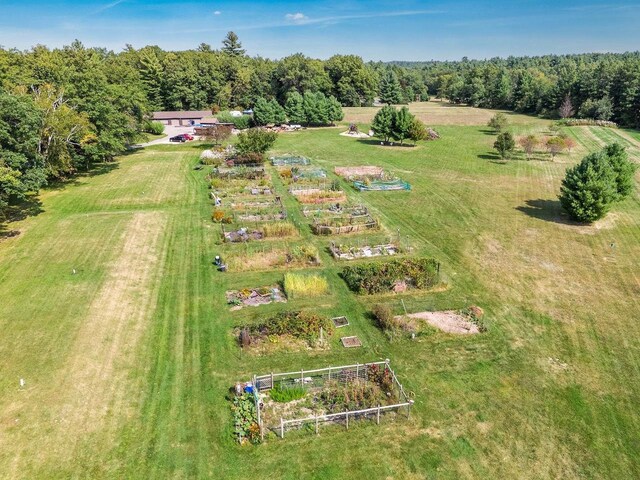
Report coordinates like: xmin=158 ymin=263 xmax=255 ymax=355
xmin=269 ymin=98 xmax=286 ymax=124
xmin=559 ymin=151 xmax=618 ymax=222
xmin=327 ymin=95 xmax=344 ymax=124
xmin=494 ymin=132 xmax=515 ymax=159
xmin=303 ymin=92 xmax=329 ymax=126
xmin=379 ymin=70 xmax=403 ymax=105
xmin=407 ymin=117 xmax=428 ymax=144
xmin=221 ymin=31 xmax=245 ymax=57
xmin=603 ymin=143 xmax=636 ymax=199
xmin=392 ymin=106 xmax=414 ymax=145
xmin=371 ymin=105 xmax=397 ymax=143
xmin=284 ymin=91 xmax=305 ymax=124
xmin=252 ymin=97 xmax=273 ymax=125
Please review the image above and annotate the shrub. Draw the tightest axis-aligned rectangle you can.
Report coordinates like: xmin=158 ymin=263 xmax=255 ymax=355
xmin=236 ymin=128 xmax=277 ymax=156
xmin=143 ymin=120 xmax=165 ymax=135
xmin=341 ymin=258 xmax=439 ymax=295
xmin=487 ymin=113 xmax=508 ymax=133
xmin=269 ymin=383 xmax=307 ymax=403
xmin=557 ymin=118 xmax=618 ymax=128
xmin=284 ymin=273 xmax=329 ymax=298
xmin=230 ymin=152 xmax=265 ymax=166
xmin=372 ymin=304 xmax=396 ymax=331
xmin=261 ymin=222 xmax=297 ymax=238
xmin=218 ymin=111 xmax=252 ymax=129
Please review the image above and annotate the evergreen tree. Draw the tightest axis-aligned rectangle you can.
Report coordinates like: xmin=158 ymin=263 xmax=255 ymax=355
xmin=379 ymin=70 xmax=403 ymax=105
xmin=221 ymin=31 xmax=245 ymax=57
xmin=327 ymin=95 xmax=344 ymax=124
xmin=392 ymin=106 xmax=414 ymax=145
xmin=603 ymin=143 xmax=636 ymax=199
xmin=371 ymin=105 xmax=397 ymax=143
xmin=284 ymin=91 xmax=305 ymax=124
xmin=494 ymin=132 xmax=515 ymax=159
xmin=252 ymin=97 xmax=273 ymax=125
xmin=559 ymin=151 xmax=618 ymax=222
xmin=302 ymin=92 xmax=329 ymax=126
xmin=269 ymin=98 xmax=286 ymax=124
xmin=487 ymin=113 xmax=508 ymax=133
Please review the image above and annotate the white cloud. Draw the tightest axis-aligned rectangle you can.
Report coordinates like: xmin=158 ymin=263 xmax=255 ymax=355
xmin=213 ymin=10 xmax=221 ymax=15
xmin=285 ymin=12 xmax=309 ymax=24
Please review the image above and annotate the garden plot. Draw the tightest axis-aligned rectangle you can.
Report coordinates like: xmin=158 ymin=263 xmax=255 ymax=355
xmin=237 ymin=310 xmax=334 ymax=352
xmin=310 ymin=210 xmax=379 ymax=235
xmin=235 ymin=360 xmax=413 ymax=442
xmin=222 ymin=221 xmax=298 ymax=242
xmin=334 ymin=166 xmax=384 ymax=180
xmin=270 ymin=154 xmax=311 ymax=166
xmin=210 ymin=165 xmax=267 ymax=180
xmin=278 ymin=166 xmax=327 ymax=184
xmin=301 ymin=203 xmax=368 ymax=218
xmin=225 ymin=244 xmax=321 ymax=272
xmin=400 ymin=311 xmax=480 ymax=334
xmin=330 ymin=241 xmax=399 ymax=260
xmin=341 ymin=336 xmax=362 ymax=348
xmin=290 ymin=187 xmax=347 ymax=205
xmin=342 ymin=258 xmax=440 ymax=294
xmin=334 ymin=166 xmax=411 ymax=191
xmin=226 ymin=285 xmax=286 ymax=310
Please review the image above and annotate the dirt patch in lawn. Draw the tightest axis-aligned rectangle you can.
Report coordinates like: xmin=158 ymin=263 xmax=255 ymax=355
xmin=400 ymin=311 xmax=480 ymax=335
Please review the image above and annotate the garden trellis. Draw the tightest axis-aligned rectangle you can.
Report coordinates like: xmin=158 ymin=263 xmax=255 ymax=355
xmin=250 ymin=359 xmax=414 ymax=440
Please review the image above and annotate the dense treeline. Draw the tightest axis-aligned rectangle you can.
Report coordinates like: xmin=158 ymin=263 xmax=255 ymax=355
xmin=395 ymin=53 xmax=640 ymax=128
xmin=2 ymin=31 xmax=640 ymax=217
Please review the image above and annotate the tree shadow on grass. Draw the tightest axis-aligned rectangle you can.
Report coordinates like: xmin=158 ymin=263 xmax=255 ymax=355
xmin=0 ymin=195 xmax=44 ymax=239
xmin=356 ymin=139 xmax=417 ymax=148
xmin=515 ymin=199 xmax=578 ymax=225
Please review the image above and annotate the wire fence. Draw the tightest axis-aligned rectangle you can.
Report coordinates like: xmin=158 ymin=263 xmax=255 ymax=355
xmin=251 ymin=359 xmax=414 ymax=439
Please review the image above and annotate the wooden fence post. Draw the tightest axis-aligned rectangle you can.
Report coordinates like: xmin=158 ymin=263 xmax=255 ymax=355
xmin=377 ymin=405 xmax=381 ymax=425
xmin=408 ymin=400 xmax=414 ymax=419
xmin=270 ymin=372 xmax=274 ymax=389
xmin=346 ymin=411 xmax=349 ymax=430
xmin=356 ymin=362 xmax=359 ymax=379
xmin=280 ymin=417 xmax=284 ymax=438
xmin=315 ymin=415 xmax=319 ymax=435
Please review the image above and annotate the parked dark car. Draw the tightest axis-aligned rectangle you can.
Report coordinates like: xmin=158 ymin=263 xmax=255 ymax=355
xmin=169 ymin=134 xmax=187 ymax=142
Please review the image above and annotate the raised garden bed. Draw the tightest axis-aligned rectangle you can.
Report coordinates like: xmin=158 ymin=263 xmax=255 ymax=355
xmin=330 ymin=242 xmax=399 ymax=260
xmin=226 ymin=285 xmax=286 ymax=310
xmin=331 ymin=316 xmax=349 ymax=328
xmin=279 ymin=167 xmax=327 ymax=183
xmin=223 ymin=228 xmax=264 ymax=242
xmin=341 ymin=258 xmax=440 ymax=295
xmin=340 ymin=336 xmax=362 ymax=348
xmin=302 ymin=203 xmax=368 ymax=218
xmin=222 ymin=222 xmax=298 ymax=242
xmin=211 ymin=166 xmax=267 ymax=180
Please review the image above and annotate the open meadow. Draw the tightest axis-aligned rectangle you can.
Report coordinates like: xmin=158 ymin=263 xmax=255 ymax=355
xmin=1 ymin=102 xmax=640 ymax=479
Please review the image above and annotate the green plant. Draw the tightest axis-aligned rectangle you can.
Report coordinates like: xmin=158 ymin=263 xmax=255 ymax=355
xmin=244 ymin=310 xmax=334 ymax=344
xmin=341 ymin=258 xmax=439 ymax=294
xmin=269 ymin=383 xmax=307 ymax=403
xmin=236 ymin=128 xmax=277 ymax=156
xmin=232 ymin=393 xmax=261 ymax=444
xmin=284 ymin=273 xmax=329 ymax=298
xmin=261 ymin=222 xmax=297 ymax=238
xmin=372 ymin=304 xmax=397 ymax=332
xmin=487 ymin=113 xmax=508 ymax=133
xmin=143 ymin=120 xmax=165 ymax=135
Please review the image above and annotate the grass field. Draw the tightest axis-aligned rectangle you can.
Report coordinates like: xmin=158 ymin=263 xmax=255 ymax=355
xmin=1 ymin=103 xmax=639 ymax=479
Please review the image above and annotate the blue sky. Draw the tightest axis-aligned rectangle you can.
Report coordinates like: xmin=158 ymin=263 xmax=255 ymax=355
xmin=1 ymin=0 xmax=640 ymax=60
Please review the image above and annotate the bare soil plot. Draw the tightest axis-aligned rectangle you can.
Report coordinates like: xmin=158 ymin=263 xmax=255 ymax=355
xmin=341 ymin=336 xmax=362 ymax=347
xmin=399 ymin=311 xmax=480 ymax=335
xmin=226 ymin=285 xmax=286 ymax=310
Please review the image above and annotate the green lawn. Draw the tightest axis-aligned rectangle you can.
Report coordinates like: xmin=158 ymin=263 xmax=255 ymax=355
xmin=1 ymin=109 xmax=640 ymax=479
